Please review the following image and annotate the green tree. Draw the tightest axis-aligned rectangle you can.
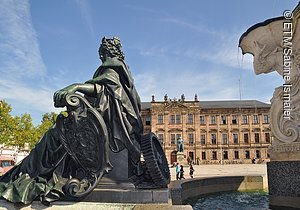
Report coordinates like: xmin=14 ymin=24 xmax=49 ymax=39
xmin=0 ymin=100 xmax=63 ymax=149
xmin=35 ymin=112 xmax=58 ymax=141
xmin=0 ymin=100 xmax=16 ymax=145
xmin=14 ymin=113 xmax=37 ymax=148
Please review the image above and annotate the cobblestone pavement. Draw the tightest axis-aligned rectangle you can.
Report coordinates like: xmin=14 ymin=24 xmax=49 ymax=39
xmin=170 ymin=163 xmax=267 ymax=181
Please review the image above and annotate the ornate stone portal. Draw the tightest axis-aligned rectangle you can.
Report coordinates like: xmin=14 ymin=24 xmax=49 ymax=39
xmin=239 ymin=3 xmax=300 ymax=209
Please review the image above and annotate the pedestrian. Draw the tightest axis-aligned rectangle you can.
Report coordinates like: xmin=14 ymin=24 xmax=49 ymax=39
xmin=175 ymin=163 xmax=180 ymax=180
xmin=187 ymin=156 xmax=191 ymax=165
xmin=189 ymin=164 xmax=194 ymax=178
xmin=179 ymin=165 xmax=185 ymax=180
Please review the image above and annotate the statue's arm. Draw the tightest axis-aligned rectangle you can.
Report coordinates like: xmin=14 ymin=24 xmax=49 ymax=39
xmin=53 ymin=83 xmax=97 ymax=107
xmin=73 ymin=83 xmax=97 ymax=96
xmin=53 ymin=68 xmax=119 ymax=107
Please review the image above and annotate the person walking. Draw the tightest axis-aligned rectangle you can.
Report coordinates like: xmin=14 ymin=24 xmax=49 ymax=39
xmin=175 ymin=163 xmax=180 ymax=180
xmin=179 ymin=165 xmax=185 ymax=180
xmin=189 ymin=164 xmax=194 ymax=178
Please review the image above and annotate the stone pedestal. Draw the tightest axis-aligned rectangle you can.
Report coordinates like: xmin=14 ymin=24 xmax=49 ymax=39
xmin=105 ymin=148 xmax=130 ymax=181
xmin=267 ymin=144 xmax=300 ymax=209
xmin=83 ymin=146 xmax=170 ymax=204
xmin=83 ymin=186 xmax=170 ymax=204
xmin=0 ymin=199 xmax=188 ymax=209
xmin=102 ymin=148 xmax=136 ymax=188
xmin=267 ymin=161 xmax=300 ymax=209
xmin=176 ymin=152 xmax=187 ymax=165
xmin=268 ymin=143 xmax=300 ymax=161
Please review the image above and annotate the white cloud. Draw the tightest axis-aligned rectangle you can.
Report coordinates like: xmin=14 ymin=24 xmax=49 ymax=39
xmin=135 ymin=72 xmax=157 ymax=101
xmin=124 ymin=4 xmax=169 ymax=17
xmin=133 ymin=20 xmax=254 ymax=72
xmin=159 ymin=17 xmax=219 ymax=36
xmin=134 ymin=66 xmax=240 ymax=103
xmin=0 ymin=0 xmax=60 ymax=124
xmin=138 ymin=46 xmax=169 ymax=57
xmin=130 ymin=22 xmax=278 ymax=105
xmin=202 ymin=43 xmax=253 ymax=71
xmin=155 ymin=16 xmax=255 ymax=71
xmin=74 ymin=0 xmax=95 ymax=37
xmin=0 ymin=0 xmax=46 ymax=78
xmin=182 ymin=32 xmax=254 ymax=71
xmin=0 ymin=79 xmax=58 ymax=114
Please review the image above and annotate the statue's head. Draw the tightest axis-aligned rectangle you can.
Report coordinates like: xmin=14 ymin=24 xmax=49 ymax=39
xmin=99 ymin=36 xmax=125 ymax=62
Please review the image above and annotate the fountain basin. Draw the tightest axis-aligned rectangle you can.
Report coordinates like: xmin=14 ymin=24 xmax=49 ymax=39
xmin=169 ymin=175 xmax=267 ymax=205
xmin=187 ymin=190 xmax=268 ymax=210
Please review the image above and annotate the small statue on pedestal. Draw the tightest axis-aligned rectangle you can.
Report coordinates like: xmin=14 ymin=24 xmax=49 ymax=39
xmin=177 ymin=137 xmax=184 ymax=152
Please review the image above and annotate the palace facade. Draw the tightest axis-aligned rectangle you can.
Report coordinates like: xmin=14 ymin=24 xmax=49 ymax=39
xmin=141 ymin=95 xmax=271 ymax=165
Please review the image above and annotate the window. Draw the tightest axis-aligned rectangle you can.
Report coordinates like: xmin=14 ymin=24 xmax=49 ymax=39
xmin=158 ymin=134 xmax=164 ymax=145
xmin=200 ymin=134 xmax=206 ymax=145
xmin=242 ymin=115 xmax=248 ymax=124
xmin=170 ymin=115 xmax=175 ymax=124
xmin=222 ymin=134 xmax=228 ymax=144
xmin=245 ymin=150 xmax=250 ymax=159
xmin=158 ymin=115 xmax=163 ymax=124
xmin=170 ymin=134 xmax=176 ymax=144
xmin=202 ymin=151 xmax=206 ymax=160
xmin=170 ymin=133 xmax=182 ymax=145
xmin=244 ymin=133 xmax=249 ymax=144
xmin=265 ymin=133 xmax=270 ymax=143
xmin=211 ymin=133 xmax=217 ymax=144
xmin=220 ymin=115 xmax=227 ymax=124
xmin=253 ymin=115 xmax=259 ymax=124
xmin=200 ymin=115 xmax=205 ymax=125
xmin=232 ymin=115 xmax=237 ymax=124
xmin=188 ymin=133 xmax=194 ymax=144
xmin=256 ymin=150 xmax=261 ymax=158
xmin=255 ymin=133 xmax=260 ymax=143
xmin=233 ymin=133 xmax=239 ymax=144
xmin=212 ymin=151 xmax=217 ymax=160
xmin=210 ymin=115 xmax=216 ymax=124
xmin=176 ymin=114 xmax=181 ymax=124
xmin=188 ymin=114 xmax=193 ymax=124
xmin=145 ymin=116 xmax=151 ymax=125
xmin=234 ymin=151 xmax=239 ymax=159
xmin=264 ymin=115 xmax=269 ymax=124
xmin=223 ymin=151 xmax=228 ymax=160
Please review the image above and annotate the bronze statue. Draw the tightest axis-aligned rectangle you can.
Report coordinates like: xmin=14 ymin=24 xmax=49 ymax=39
xmin=177 ymin=137 xmax=184 ymax=152
xmin=0 ymin=37 xmax=170 ymax=205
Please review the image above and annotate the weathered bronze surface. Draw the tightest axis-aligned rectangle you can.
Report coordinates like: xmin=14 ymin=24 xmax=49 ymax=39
xmin=177 ymin=137 xmax=184 ymax=152
xmin=0 ymin=37 xmax=170 ymax=205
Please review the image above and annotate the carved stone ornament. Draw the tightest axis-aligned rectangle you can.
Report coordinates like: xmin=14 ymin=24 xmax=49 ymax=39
xmin=239 ymin=3 xmax=300 ymax=160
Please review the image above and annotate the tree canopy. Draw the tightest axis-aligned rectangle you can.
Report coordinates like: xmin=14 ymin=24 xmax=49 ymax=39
xmin=0 ymin=100 xmax=58 ymax=150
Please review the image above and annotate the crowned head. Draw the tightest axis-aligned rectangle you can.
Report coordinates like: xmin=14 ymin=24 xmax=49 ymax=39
xmin=99 ymin=36 xmax=125 ymax=62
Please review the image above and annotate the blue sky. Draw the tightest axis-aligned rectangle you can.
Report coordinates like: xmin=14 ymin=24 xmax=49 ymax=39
xmin=0 ymin=0 xmax=297 ymax=125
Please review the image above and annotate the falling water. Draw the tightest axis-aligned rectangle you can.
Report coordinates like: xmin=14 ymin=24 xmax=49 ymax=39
xmin=237 ymin=46 xmax=244 ymax=102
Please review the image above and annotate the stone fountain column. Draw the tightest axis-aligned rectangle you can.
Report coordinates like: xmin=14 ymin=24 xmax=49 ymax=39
xmin=239 ymin=3 xmax=300 ymax=209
